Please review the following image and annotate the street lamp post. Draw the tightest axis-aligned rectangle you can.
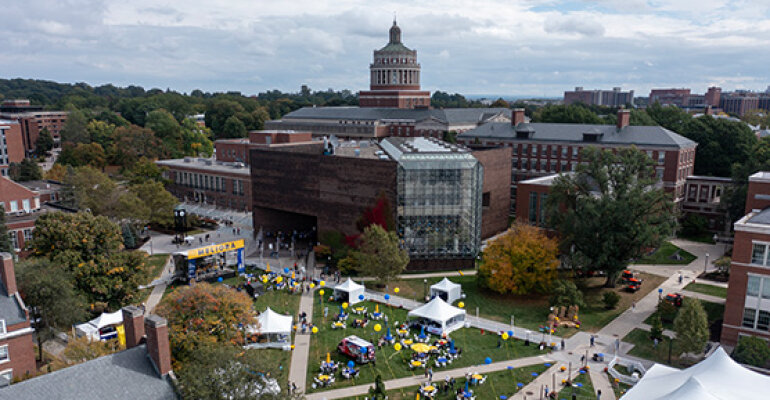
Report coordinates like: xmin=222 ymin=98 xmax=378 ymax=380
xmin=423 ymin=279 xmax=428 ymax=301
xmin=704 ymin=252 xmax=710 ymax=275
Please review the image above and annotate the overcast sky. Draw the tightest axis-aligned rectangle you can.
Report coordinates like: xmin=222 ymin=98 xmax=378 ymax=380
xmin=2 ymin=0 xmax=770 ymax=97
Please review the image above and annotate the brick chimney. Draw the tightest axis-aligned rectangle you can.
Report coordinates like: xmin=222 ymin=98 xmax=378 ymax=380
xmin=1 ymin=252 xmax=17 ymax=295
xmin=512 ymin=108 xmax=526 ymax=126
xmin=122 ymin=306 xmax=145 ymax=349
xmin=617 ymin=109 xmax=630 ymax=130
xmin=145 ymin=315 xmax=172 ymax=377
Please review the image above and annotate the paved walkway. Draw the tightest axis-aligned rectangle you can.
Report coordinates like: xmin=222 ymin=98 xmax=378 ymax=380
xmin=305 ymin=354 xmax=553 ymax=400
xmin=143 ymin=255 xmax=173 ymax=315
xmin=288 ymin=288 xmax=317 ymax=394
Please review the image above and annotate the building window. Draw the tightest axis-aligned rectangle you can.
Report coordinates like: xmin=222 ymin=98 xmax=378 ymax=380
xmin=561 ymin=147 xmax=567 ymax=158
xmin=531 ymin=145 xmax=537 ymax=156
xmin=655 ymin=168 xmax=663 ymax=181
xmin=8 ymin=232 xmax=18 ymax=250
xmin=0 ymin=345 xmax=7 ymax=364
xmin=512 ymin=145 xmax=519 ymax=155
xmin=528 ymin=192 xmax=538 ymax=223
xmin=482 ymin=192 xmax=490 ymax=208
xmin=8 ymin=201 xmax=17 ymax=212
xmin=539 ymin=193 xmax=548 ymax=226
xmin=760 ymin=310 xmax=770 ymax=331
xmin=743 ymin=308 xmax=757 ymax=328
xmin=0 ymin=320 xmax=5 ymax=335
xmin=572 ymin=147 xmax=579 ymax=158
xmin=0 ymin=369 xmax=10 ymax=388
xmin=658 ymin=151 xmax=665 ymax=164
xmin=551 ymin=147 xmax=558 ymax=157
xmin=751 ymin=244 xmax=768 ymax=266
xmin=747 ymin=275 xmax=761 ymax=297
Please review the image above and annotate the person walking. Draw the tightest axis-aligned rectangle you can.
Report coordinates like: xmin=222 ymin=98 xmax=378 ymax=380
xmin=596 ymin=389 xmax=602 ymax=400
xmin=561 ymin=338 xmax=566 ymax=351
xmin=590 ymin=335 xmax=595 ymax=347
xmin=427 ymin=367 xmax=433 ymax=381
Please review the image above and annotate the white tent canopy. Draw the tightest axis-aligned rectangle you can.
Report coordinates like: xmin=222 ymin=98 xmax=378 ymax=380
xmin=246 ymin=307 xmax=293 ymax=350
xmin=407 ymin=297 xmax=466 ymax=334
xmin=333 ymin=278 xmax=366 ymax=305
xmin=622 ymin=347 xmax=770 ymax=400
xmin=430 ymin=278 xmax=462 ymax=304
xmin=74 ymin=310 xmax=124 ymax=340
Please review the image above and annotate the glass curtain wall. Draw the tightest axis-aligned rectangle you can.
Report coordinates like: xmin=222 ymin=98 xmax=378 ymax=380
xmin=396 ymin=153 xmax=483 ymax=259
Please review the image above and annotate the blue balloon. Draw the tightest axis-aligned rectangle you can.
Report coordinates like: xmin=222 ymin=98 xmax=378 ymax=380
xmin=484 ymin=357 xmax=492 ymax=364
xmin=217 ymin=277 xmax=223 ymax=282
xmin=358 ymin=294 xmax=365 ymax=300
xmin=500 ymin=396 xmax=507 ymax=400
xmin=347 ymin=361 xmax=355 ymax=368
xmin=507 ymin=330 xmax=514 ymax=336
xmin=384 ymin=294 xmax=391 ymax=300
xmin=531 ymin=372 xmax=538 ymax=377
xmin=284 ymin=267 xmax=289 ymax=273
xmin=507 ymin=366 xmax=514 ymax=370
xmin=544 ymin=363 xmax=551 ymax=367
xmin=575 ymin=383 xmax=583 ymax=387
xmin=517 ymin=383 xmax=523 ymax=388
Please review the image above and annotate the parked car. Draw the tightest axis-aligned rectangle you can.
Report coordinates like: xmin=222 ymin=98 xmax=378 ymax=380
xmin=338 ymin=336 xmax=376 ymax=364
xmin=625 ymin=278 xmax=642 ymax=292
xmin=665 ymin=293 xmax=684 ymax=307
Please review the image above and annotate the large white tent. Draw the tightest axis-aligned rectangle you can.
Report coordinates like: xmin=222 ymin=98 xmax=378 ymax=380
xmin=74 ymin=310 xmax=124 ymax=341
xmin=430 ymin=278 xmax=462 ymax=304
xmin=407 ymin=297 xmax=466 ymax=334
xmin=246 ymin=307 xmax=293 ymax=350
xmin=333 ymin=278 xmax=366 ymax=305
xmin=622 ymin=347 xmax=770 ymax=400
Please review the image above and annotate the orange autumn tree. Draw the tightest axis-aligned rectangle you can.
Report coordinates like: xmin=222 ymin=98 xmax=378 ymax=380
xmin=155 ymin=283 xmax=257 ymax=364
xmin=480 ymin=223 xmax=559 ymax=295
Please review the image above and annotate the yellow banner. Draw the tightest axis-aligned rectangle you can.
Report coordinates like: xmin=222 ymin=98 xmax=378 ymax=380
xmin=117 ymin=324 xmax=126 ymax=347
xmin=187 ymin=239 xmax=245 ymax=259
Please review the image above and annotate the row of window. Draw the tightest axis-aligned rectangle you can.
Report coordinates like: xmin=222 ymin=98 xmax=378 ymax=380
xmin=742 ymin=275 xmax=770 ymax=332
xmin=751 ymin=243 xmax=770 ymax=266
xmin=512 ymin=159 xmax=664 ymax=180
xmin=686 ymin=184 xmax=723 ymax=203
xmin=174 ymin=171 xmax=245 ymax=196
xmin=8 ymin=229 xmax=33 ymax=250
xmin=0 ymin=198 xmax=39 ymax=213
xmin=528 ymin=192 xmax=548 ymax=226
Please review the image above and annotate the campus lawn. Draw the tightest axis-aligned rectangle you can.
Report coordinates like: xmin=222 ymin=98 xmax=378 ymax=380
xmin=684 ymin=282 xmax=728 ymax=298
xmin=644 ymin=300 xmax=725 ymax=330
xmin=339 ymin=364 xmax=549 ymax=400
xmin=635 ymin=241 xmax=697 ymax=265
xmin=371 ymin=273 xmax=666 ymax=337
xmin=568 ymin=369 xmax=597 ymax=400
xmin=624 ymin=328 xmax=685 ymax=366
xmin=304 ymin=300 xmax=547 ymax=393
xmin=144 ymin=253 xmax=170 ymax=281
xmin=606 ymin=372 xmax=633 ymax=399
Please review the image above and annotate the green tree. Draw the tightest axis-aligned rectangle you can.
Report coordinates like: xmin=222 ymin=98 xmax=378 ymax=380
xmin=122 ymin=223 xmax=137 ymax=249
xmin=0 ymin=205 xmax=12 ymax=253
xmin=86 ymin=120 xmax=116 ymax=148
xmin=125 ymin=157 xmax=167 ymax=185
xmin=64 ymin=166 xmax=150 ymax=224
xmin=205 ymin=99 xmax=245 ymax=136
xmin=673 ymin=298 xmax=709 ymax=354
xmin=490 ymin=98 xmax=509 ymax=108
xmin=442 ymin=130 xmax=457 ymax=144
xmin=175 ymin=345 xmax=294 ymax=400
xmin=548 ymin=279 xmax=585 ymax=308
xmin=546 ymin=147 xmax=676 ymax=286
xmin=60 ymin=108 xmax=90 ymax=144
xmin=129 ymin=180 xmax=178 ymax=227
xmin=16 ymin=258 xmax=86 ymax=361
xmin=480 ymin=223 xmax=559 ymax=295
xmin=532 ymin=104 xmax=604 ymax=124
xmin=680 ymin=116 xmax=756 ymax=177
xmin=724 ymin=136 xmax=770 ymax=223
xmin=180 ymin=118 xmax=214 ymax=157
xmin=602 ymin=291 xmax=621 ymax=309
xmin=155 ymin=283 xmax=256 ymax=363
xmin=352 ymin=224 xmax=409 ymax=285
xmin=222 ymin=115 xmax=247 ymax=138
xmin=650 ymin=314 xmax=664 ymax=341
xmin=29 ymin=211 xmax=147 ymax=308
xmin=146 ymin=109 xmax=183 ymax=157
xmin=645 ymin=102 xmax=692 ymax=134
xmin=107 ymin=125 xmax=163 ymax=168
xmin=9 ymin=158 xmax=43 ymax=181
xmin=368 ymin=374 xmax=387 ymax=399
xmin=57 ymin=142 xmax=107 ymax=169
xmin=657 ymin=300 xmax=678 ymax=322
xmin=34 ymin=128 xmax=55 ymax=156
xmin=732 ymin=336 xmax=770 ymax=367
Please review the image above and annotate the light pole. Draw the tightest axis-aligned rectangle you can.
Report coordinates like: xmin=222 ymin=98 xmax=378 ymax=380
xmin=704 ymin=252 xmax=710 ymax=275
xmin=423 ymin=279 xmax=428 ymax=301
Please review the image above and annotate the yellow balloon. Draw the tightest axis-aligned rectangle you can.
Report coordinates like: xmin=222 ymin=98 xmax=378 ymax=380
xmin=394 ymin=343 xmax=402 ymax=351
xmin=320 ymin=280 xmax=326 ymax=287
xmin=312 ymin=326 xmax=318 ymax=334
xmin=291 ymin=345 xmax=295 ymax=350
xmin=262 ymin=277 xmax=268 ymax=283
xmin=374 ymin=324 xmax=382 ymax=332
xmin=310 ymin=283 xmax=316 ymax=289
xmin=502 ymin=333 xmax=509 ymax=340
xmin=276 ymin=276 xmax=283 ymax=283
xmin=319 ymin=290 xmax=325 ymax=296
xmin=458 ymin=302 xmax=465 ymax=308
xmin=342 ymin=302 xmax=349 ymax=309
xmin=394 ymin=287 xmax=400 ymax=293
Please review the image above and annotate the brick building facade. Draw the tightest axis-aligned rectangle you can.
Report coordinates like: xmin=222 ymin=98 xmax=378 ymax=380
xmin=458 ymin=109 xmax=697 ymax=211
xmin=681 ymin=175 xmax=733 ymax=233
xmin=0 ymin=177 xmax=44 ymax=255
xmin=0 ymin=100 xmax=68 ymax=155
xmin=0 ymin=253 xmax=36 ymax=386
xmin=563 ymin=87 xmax=634 ymax=107
xmin=250 ymin=138 xmax=510 ymax=271
xmin=721 ymin=172 xmax=770 ymax=347
xmin=0 ymin=121 xmax=24 ymax=178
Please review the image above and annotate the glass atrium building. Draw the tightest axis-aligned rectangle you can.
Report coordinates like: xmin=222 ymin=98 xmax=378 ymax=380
xmin=380 ymin=137 xmax=483 ymax=260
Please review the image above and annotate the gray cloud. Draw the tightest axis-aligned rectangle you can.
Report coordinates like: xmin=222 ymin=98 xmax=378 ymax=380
xmin=544 ymin=16 xmax=605 ymax=37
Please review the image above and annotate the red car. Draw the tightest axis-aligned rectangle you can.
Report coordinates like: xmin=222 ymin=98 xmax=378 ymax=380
xmin=625 ymin=278 xmax=642 ymax=292
xmin=338 ymin=336 xmax=376 ymax=364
